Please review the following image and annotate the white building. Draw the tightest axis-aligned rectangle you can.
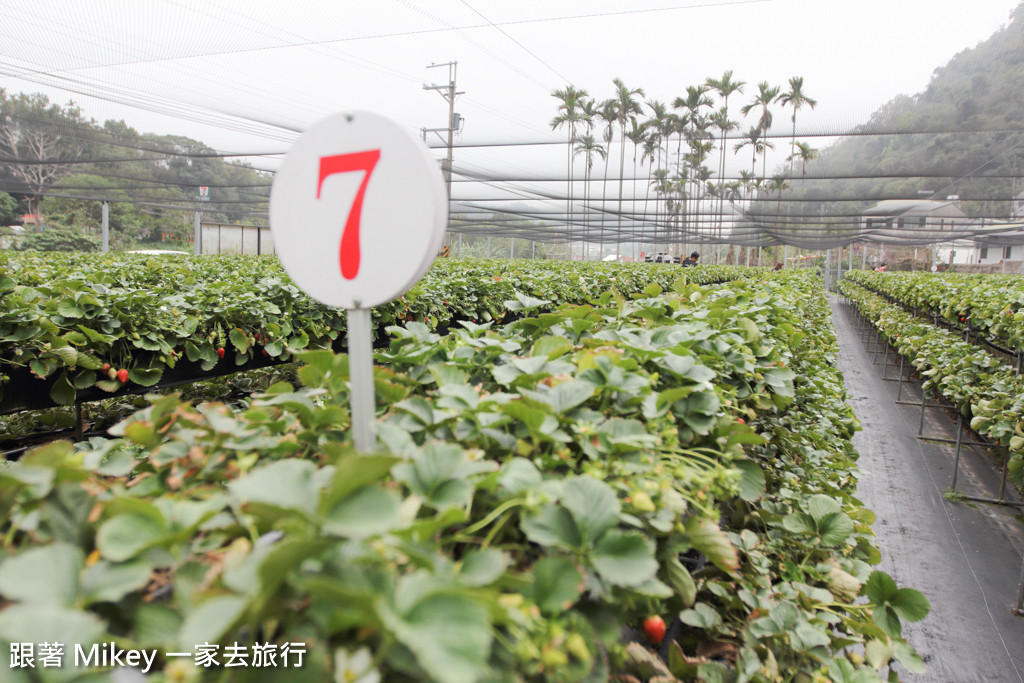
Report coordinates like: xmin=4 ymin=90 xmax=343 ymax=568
xmin=970 ymin=220 xmax=1024 ymax=267
xmin=861 ymin=199 xmax=969 ymax=243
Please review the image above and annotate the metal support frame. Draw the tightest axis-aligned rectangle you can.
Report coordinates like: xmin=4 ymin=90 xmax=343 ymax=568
xmin=847 ymin=292 xmax=1024 ymax=614
xmin=74 ymin=402 xmax=83 ymax=441
xmin=1016 ymin=555 xmax=1024 ymax=615
xmin=849 ymin=300 xmax=1024 ymax=512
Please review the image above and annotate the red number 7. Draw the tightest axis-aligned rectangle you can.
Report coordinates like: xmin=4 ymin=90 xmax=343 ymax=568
xmin=317 ymin=149 xmax=381 ymax=280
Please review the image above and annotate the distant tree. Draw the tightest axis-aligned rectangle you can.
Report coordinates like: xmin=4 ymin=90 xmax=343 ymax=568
xmin=777 ymin=76 xmax=818 ymax=176
xmin=0 ymin=191 xmax=18 ymax=225
xmin=0 ymin=90 xmax=88 ymax=229
xmin=610 ymin=79 xmax=645 ymax=256
xmin=598 ymin=99 xmax=619 ymax=244
xmin=574 ymin=133 xmax=605 ymax=256
xmin=740 ymin=82 xmax=781 ymax=182
xmin=551 ymin=85 xmax=589 ymax=257
xmin=788 ymin=141 xmax=820 ymax=184
xmin=706 ymin=71 xmax=746 ymax=236
xmin=17 ymin=225 xmax=100 ymax=252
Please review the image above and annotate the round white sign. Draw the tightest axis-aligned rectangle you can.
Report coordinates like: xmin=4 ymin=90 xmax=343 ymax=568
xmin=269 ymin=111 xmax=448 ymax=309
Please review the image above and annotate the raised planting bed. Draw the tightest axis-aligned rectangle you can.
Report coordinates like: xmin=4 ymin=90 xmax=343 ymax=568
xmin=0 ymin=271 xmax=930 ymax=681
xmin=0 ymin=252 xmax=746 ymax=412
xmin=838 ymin=278 xmax=1024 ymax=491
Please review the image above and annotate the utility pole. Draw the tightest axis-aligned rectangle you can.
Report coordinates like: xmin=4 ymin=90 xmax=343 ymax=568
xmin=423 ymin=62 xmax=463 ymax=249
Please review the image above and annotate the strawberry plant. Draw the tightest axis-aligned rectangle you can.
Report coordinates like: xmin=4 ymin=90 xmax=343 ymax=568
xmin=0 ymin=252 xmax=744 ymax=409
xmin=839 ymin=278 xmax=1024 ymax=490
xmin=0 ymin=270 xmax=929 ymax=681
xmin=847 ymin=270 xmax=1024 ymax=352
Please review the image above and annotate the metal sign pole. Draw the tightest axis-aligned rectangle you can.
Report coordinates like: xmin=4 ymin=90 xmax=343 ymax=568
xmin=347 ymin=307 xmax=376 ymax=452
xmin=101 ymin=201 xmax=109 ymax=252
xmin=194 ymin=211 xmax=201 ymax=255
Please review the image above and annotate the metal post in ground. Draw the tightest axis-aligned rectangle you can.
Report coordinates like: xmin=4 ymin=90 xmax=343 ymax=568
xmin=999 ymin=455 xmax=1010 ymax=500
xmin=918 ymin=388 xmax=929 ymax=436
xmin=950 ymin=413 xmax=965 ymax=490
xmin=896 ymin=355 xmax=906 ymax=401
xmin=1016 ymin=554 xmax=1024 ymax=615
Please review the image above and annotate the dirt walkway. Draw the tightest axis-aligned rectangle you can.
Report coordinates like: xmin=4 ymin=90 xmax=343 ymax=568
xmin=830 ymin=296 xmax=1024 ymax=683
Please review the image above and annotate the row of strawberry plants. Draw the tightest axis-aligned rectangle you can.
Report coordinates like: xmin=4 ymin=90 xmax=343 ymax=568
xmin=845 ymin=270 xmax=1024 ymax=352
xmin=837 ymin=278 xmax=1024 ymax=489
xmin=0 ymin=271 xmax=928 ymax=682
xmin=0 ymin=252 xmax=745 ymax=408
xmin=0 ymin=365 xmax=301 ymax=453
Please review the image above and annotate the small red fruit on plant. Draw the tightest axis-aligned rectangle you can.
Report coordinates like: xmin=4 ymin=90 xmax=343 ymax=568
xmin=216 ymin=347 xmax=225 ymax=359
xmin=101 ymin=363 xmax=110 ymax=372
xmin=116 ymin=369 xmax=129 ymax=383
xmin=737 ymin=418 xmax=746 ymax=424
xmin=643 ymin=615 xmax=666 ymax=645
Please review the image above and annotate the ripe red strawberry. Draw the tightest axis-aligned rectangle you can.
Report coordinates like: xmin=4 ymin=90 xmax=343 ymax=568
xmin=216 ymin=347 xmax=225 ymax=359
xmin=643 ymin=615 xmax=666 ymax=645
xmin=101 ymin=363 xmax=111 ymax=372
xmin=737 ymin=418 xmax=746 ymax=424
xmin=116 ymin=369 xmax=129 ymax=383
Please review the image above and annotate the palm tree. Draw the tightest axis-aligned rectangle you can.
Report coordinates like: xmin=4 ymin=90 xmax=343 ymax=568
xmin=777 ymin=76 xmax=817 ymax=177
xmin=740 ymin=82 xmax=781 ymax=181
xmin=625 ymin=122 xmax=648 ymax=247
xmin=767 ymin=174 xmax=790 ymax=220
xmin=706 ymin=71 xmax=745 ymax=250
xmin=610 ymin=79 xmax=645 ymax=259
xmin=711 ymin=106 xmax=741 ymax=245
xmin=643 ymin=100 xmax=670 ymax=245
xmin=574 ymin=133 xmax=606 ymax=259
xmin=734 ymin=126 xmax=773 ymax=178
xmin=640 ymin=132 xmax=660 ymax=241
xmin=787 ymin=141 xmax=819 ymax=182
xmin=597 ymin=99 xmax=619 ymax=252
xmin=734 ymin=126 xmax=773 ymax=222
xmin=787 ymin=141 xmax=819 ymax=247
xmin=551 ymin=85 xmax=589 ymax=258
xmin=673 ymin=86 xmax=712 ymax=164
xmin=737 ymin=169 xmax=758 ymax=202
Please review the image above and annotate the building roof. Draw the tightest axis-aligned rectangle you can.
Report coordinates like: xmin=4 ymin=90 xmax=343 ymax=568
xmin=861 ymin=199 xmax=962 ymax=216
xmin=968 ymin=220 xmax=1024 ymax=246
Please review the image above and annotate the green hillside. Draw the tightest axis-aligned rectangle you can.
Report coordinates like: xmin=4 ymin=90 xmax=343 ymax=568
xmin=797 ymin=2 xmax=1024 ymax=222
xmin=0 ymin=90 xmax=271 ymax=248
